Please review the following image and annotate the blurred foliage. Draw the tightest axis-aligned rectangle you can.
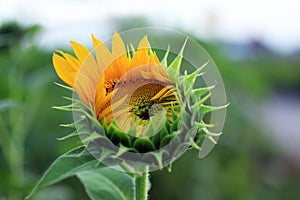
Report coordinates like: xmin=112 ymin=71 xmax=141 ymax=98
xmin=0 ymin=20 xmax=300 ymax=200
xmin=0 ymin=22 xmax=86 ymax=200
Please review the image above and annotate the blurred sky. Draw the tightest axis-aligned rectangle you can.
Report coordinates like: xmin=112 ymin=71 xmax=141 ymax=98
xmin=0 ymin=0 xmax=300 ymax=53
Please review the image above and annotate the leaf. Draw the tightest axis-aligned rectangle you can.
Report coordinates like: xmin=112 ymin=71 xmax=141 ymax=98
xmin=77 ymin=167 xmax=134 ymax=200
xmin=26 ymin=146 xmax=99 ymax=199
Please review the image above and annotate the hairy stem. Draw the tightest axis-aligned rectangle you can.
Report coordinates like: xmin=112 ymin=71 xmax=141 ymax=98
xmin=134 ymin=167 xmax=149 ymax=200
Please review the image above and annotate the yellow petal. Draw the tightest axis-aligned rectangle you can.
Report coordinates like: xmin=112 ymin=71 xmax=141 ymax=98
xmin=52 ymin=53 xmax=76 ymax=87
xmin=112 ymin=32 xmax=126 ymax=60
xmin=130 ymin=49 xmax=150 ymax=69
xmin=79 ymin=53 xmax=100 ymax=84
xmin=74 ymin=72 xmax=95 ymax=105
xmin=137 ymin=35 xmax=150 ymax=50
xmin=91 ymin=34 xmax=101 ymax=47
xmin=69 ymin=40 xmax=100 ymax=93
xmin=56 ymin=50 xmax=81 ymax=71
xmin=92 ymin=35 xmax=112 ymax=73
xmin=70 ymin=41 xmax=90 ymax=63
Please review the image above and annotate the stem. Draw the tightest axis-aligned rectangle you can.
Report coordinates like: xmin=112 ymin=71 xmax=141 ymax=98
xmin=119 ymin=162 xmax=137 ymax=178
xmin=134 ymin=167 xmax=149 ymax=200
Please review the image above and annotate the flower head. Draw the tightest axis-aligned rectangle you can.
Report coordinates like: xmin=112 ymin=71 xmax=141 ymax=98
xmin=53 ymin=32 xmax=178 ymax=137
xmin=52 ymin=31 xmax=226 ymax=171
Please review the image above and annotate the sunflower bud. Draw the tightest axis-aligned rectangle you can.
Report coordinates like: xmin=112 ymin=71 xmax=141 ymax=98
xmin=52 ymin=29 xmax=228 ymax=172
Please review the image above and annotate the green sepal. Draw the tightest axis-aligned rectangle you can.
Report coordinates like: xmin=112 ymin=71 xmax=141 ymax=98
xmin=133 ymin=137 xmax=156 ymax=153
xmin=192 ymin=85 xmax=215 ymax=99
xmin=151 ymin=125 xmax=169 ymax=149
xmin=200 ymin=103 xmax=229 ymax=117
xmin=161 ymin=45 xmax=170 ymax=67
xmin=160 ymin=133 xmax=178 ymax=148
xmin=82 ymin=132 xmax=107 ymax=144
xmin=144 ymin=150 xmax=169 ymax=170
xmin=107 ymin=121 xmax=131 ymax=147
xmin=54 ymin=82 xmax=74 ymax=91
xmin=192 ymin=93 xmax=211 ymax=110
xmin=195 ymin=121 xmax=214 ymax=129
xmin=114 ymin=144 xmax=138 ymax=158
xmin=202 ymin=127 xmax=223 ymax=137
xmin=167 ymin=38 xmax=188 ymax=83
xmin=57 ymin=131 xmax=78 ymax=141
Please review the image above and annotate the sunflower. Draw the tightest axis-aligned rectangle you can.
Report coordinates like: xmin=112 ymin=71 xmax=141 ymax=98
xmin=52 ymin=32 xmax=226 ymax=171
xmin=53 ymin=32 xmax=179 ymax=138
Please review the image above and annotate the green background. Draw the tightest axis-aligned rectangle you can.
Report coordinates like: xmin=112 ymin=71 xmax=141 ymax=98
xmin=0 ymin=17 xmax=300 ymax=200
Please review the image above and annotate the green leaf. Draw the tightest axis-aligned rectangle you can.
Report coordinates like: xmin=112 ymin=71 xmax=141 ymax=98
xmin=77 ymin=167 xmax=134 ymax=200
xmin=26 ymin=146 xmax=99 ymax=199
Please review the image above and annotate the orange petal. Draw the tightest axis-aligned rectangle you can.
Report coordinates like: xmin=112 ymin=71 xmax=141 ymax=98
xmin=130 ymin=48 xmax=150 ymax=69
xmin=95 ymin=75 xmax=107 ymax=115
xmin=108 ymin=54 xmax=130 ymax=76
xmin=150 ymin=52 xmax=160 ymax=64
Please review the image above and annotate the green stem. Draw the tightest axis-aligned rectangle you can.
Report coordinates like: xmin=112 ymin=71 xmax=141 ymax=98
xmin=119 ymin=162 xmax=137 ymax=178
xmin=134 ymin=167 xmax=149 ymax=200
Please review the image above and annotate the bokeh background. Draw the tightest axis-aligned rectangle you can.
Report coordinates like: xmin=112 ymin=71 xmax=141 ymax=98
xmin=1 ymin=0 xmax=300 ymax=199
